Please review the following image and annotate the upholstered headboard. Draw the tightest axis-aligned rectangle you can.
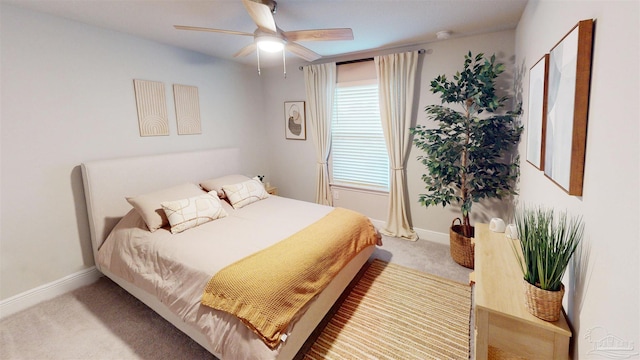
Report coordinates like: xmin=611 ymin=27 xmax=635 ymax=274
xmin=81 ymin=148 xmax=240 ymax=266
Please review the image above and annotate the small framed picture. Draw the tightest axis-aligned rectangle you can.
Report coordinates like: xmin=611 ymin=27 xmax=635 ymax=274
xmin=284 ymin=101 xmax=306 ymax=140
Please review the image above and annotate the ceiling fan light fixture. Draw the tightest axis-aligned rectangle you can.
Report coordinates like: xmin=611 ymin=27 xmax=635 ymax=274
xmin=257 ymin=36 xmax=285 ymax=52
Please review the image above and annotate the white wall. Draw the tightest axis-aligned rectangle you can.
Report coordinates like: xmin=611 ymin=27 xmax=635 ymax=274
xmin=259 ymin=61 xmax=318 ymax=203
xmin=262 ymin=30 xmax=518 ymax=240
xmin=515 ymin=0 xmax=639 ymax=357
xmin=0 ymin=5 xmax=269 ymax=300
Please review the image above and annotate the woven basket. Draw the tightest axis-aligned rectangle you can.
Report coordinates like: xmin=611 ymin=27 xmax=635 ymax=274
xmin=449 ymin=218 xmax=475 ymax=269
xmin=523 ymin=280 xmax=565 ymax=322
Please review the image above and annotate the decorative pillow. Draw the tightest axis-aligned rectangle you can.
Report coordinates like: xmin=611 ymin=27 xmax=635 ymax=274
xmin=199 ymin=174 xmax=252 ymax=198
xmin=126 ymin=183 xmax=205 ymax=232
xmin=222 ymin=178 xmax=269 ymax=209
xmin=161 ymin=192 xmax=228 ymax=234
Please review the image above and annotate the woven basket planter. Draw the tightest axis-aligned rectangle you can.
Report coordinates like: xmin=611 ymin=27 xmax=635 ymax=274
xmin=449 ymin=218 xmax=475 ymax=269
xmin=523 ymin=280 xmax=565 ymax=322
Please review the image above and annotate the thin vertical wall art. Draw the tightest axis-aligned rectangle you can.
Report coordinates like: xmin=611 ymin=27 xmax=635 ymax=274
xmin=284 ymin=101 xmax=306 ymax=140
xmin=173 ymin=84 xmax=202 ymax=135
xmin=544 ymin=19 xmax=594 ymax=196
xmin=133 ymin=79 xmax=169 ymax=136
xmin=526 ymin=54 xmax=549 ymax=170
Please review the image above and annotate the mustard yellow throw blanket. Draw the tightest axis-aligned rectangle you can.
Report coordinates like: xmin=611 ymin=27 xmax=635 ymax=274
xmin=201 ymin=207 xmax=381 ymax=349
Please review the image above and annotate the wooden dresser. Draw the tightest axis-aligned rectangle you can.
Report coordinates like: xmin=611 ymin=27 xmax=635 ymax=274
xmin=473 ymin=223 xmax=572 ymax=359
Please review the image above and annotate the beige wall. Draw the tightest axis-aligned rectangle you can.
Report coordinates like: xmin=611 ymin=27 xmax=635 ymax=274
xmin=515 ymin=0 xmax=639 ymax=357
xmin=0 ymin=5 xmax=269 ymax=299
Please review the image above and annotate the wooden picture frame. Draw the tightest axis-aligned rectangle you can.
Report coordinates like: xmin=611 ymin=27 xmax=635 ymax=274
xmin=526 ymin=54 xmax=549 ymax=170
xmin=284 ymin=101 xmax=306 ymax=140
xmin=544 ymin=19 xmax=594 ymax=196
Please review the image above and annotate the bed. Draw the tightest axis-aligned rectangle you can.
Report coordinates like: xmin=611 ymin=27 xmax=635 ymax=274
xmin=81 ymin=147 xmax=380 ymax=360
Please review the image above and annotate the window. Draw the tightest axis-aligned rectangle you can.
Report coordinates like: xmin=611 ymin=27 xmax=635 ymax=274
xmin=331 ymin=80 xmax=389 ymax=191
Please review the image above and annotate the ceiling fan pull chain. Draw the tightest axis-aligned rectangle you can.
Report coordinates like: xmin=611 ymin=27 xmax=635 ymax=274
xmin=282 ymin=48 xmax=287 ymax=78
xmin=256 ymin=48 xmax=261 ymax=76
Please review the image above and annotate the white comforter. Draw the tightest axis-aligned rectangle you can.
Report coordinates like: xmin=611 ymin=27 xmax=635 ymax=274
xmin=97 ymin=196 xmax=335 ymax=360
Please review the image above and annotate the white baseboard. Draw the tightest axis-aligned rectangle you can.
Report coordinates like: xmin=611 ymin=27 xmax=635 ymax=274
xmin=413 ymin=227 xmax=449 ymax=245
xmin=369 ymin=219 xmax=449 ymax=246
xmin=0 ymin=266 xmax=102 ymax=319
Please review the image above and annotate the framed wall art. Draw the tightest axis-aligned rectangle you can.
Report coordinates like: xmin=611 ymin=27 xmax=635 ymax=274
xmin=133 ymin=79 xmax=169 ymax=136
xmin=173 ymin=84 xmax=202 ymax=135
xmin=526 ymin=54 xmax=549 ymax=170
xmin=544 ymin=19 xmax=594 ymax=196
xmin=284 ymin=101 xmax=306 ymax=140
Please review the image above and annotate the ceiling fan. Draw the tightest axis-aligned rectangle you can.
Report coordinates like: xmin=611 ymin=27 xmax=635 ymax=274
xmin=174 ymin=0 xmax=353 ymax=71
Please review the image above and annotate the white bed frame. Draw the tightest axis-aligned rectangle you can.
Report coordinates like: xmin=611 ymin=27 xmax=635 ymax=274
xmin=81 ymin=148 xmax=374 ymax=360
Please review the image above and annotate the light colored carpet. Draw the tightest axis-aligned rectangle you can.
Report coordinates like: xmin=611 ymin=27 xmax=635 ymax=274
xmin=0 ymin=276 xmax=215 ymax=360
xmin=372 ymin=235 xmax=472 ymax=284
xmin=0 ymin=235 xmax=472 ymax=360
xmin=303 ymin=259 xmax=472 ymax=360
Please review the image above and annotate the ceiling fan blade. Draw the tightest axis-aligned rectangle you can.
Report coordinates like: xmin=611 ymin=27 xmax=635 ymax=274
xmin=286 ymin=42 xmax=321 ymax=62
xmin=174 ymin=25 xmax=253 ymax=37
xmin=234 ymin=43 xmax=257 ymax=58
xmin=242 ymin=0 xmax=277 ymax=33
xmin=283 ymin=28 xmax=354 ymax=42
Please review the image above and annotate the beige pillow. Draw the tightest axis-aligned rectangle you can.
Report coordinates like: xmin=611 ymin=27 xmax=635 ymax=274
xmin=161 ymin=192 xmax=228 ymax=234
xmin=126 ymin=183 xmax=205 ymax=232
xmin=199 ymin=174 xmax=251 ymax=198
xmin=222 ymin=178 xmax=269 ymax=209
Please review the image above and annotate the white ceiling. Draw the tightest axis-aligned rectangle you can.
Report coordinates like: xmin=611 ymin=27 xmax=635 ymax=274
xmin=5 ymin=0 xmax=528 ymax=66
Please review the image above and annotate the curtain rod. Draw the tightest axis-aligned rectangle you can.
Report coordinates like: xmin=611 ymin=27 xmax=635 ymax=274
xmin=298 ymin=48 xmax=425 ymax=71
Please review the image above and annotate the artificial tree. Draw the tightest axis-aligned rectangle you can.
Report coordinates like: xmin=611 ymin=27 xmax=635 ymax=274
xmin=411 ymin=52 xmax=522 ymax=238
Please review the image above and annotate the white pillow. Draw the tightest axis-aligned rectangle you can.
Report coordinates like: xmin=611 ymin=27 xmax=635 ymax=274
xmin=161 ymin=191 xmax=228 ymax=234
xmin=126 ymin=183 xmax=205 ymax=232
xmin=222 ymin=178 xmax=269 ymax=209
xmin=199 ymin=174 xmax=252 ymax=198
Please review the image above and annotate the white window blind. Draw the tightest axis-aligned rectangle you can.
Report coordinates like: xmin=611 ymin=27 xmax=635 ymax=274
xmin=331 ymin=81 xmax=389 ymax=191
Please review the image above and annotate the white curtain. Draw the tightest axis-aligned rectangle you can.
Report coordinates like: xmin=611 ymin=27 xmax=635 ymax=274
xmin=303 ymin=63 xmax=336 ymax=205
xmin=375 ymin=51 xmax=419 ymax=241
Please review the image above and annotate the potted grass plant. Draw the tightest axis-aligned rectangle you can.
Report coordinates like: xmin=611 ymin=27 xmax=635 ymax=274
xmin=411 ymin=52 xmax=522 ymax=269
xmin=511 ymin=206 xmax=584 ymax=321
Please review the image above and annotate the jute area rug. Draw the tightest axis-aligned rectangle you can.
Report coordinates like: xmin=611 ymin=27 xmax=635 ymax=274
xmin=303 ymin=259 xmax=472 ymax=360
